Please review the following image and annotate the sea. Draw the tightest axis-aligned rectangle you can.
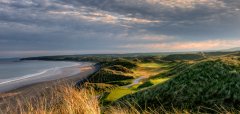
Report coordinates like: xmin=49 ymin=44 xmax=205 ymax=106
xmin=0 ymin=58 xmax=90 ymax=92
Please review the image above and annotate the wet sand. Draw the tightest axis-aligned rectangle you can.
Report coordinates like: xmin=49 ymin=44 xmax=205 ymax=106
xmin=0 ymin=64 xmax=97 ymax=100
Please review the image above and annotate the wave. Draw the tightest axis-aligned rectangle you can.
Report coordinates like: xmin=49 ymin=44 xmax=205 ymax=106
xmin=0 ymin=63 xmax=81 ymax=85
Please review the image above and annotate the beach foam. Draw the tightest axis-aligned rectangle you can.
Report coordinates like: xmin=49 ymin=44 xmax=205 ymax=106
xmin=0 ymin=61 xmax=92 ymax=93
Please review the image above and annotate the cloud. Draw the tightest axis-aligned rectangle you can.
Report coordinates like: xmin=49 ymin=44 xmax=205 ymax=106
xmin=120 ymin=39 xmax=240 ymax=51
xmin=145 ymin=0 xmax=226 ymax=9
xmin=48 ymin=8 xmax=160 ymax=25
xmin=0 ymin=49 xmax=127 ymax=58
xmin=0 ymin=0 xmax=240 ymax=57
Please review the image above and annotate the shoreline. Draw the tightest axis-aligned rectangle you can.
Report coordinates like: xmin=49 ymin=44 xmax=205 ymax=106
xmin=0 ymin=63 xmax=98 ymax=99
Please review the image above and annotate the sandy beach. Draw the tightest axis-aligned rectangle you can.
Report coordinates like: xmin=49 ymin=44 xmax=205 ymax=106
xmin=0 ymin=64 xmax=97 ymax=101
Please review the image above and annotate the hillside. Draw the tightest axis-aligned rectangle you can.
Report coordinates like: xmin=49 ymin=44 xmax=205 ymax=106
xmin=222 ymin=47 xmax=240 ymax=52
xmin=117 ymin=58 xmax=240 ymax=111
xmin=161 ymin=53 xmax=205 ymax=61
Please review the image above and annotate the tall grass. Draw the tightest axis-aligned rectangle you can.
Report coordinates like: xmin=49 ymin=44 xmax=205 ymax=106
xmin=0 ymin=83 xmax=239 ymax=114
xmin=0 ymin=84 xmax=100 ymax=114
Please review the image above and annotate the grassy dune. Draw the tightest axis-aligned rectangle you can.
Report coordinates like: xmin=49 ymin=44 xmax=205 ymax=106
xmin=117 ymin=58 xmax=240 ymax=112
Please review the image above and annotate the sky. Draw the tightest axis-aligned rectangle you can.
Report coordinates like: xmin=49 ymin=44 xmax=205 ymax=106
xmin=0 ymin=0 xmax=240 ymax=58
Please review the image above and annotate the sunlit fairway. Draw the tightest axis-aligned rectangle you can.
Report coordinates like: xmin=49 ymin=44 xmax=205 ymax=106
xmin=132 ymin=62 xmax=169 ymax=77
xmin=105 ymin=62 xmax=174 ymax=101
xmin=149 ymin=77 xmax=171 ymax=85
xmin=105 ymin=87 xmax=136 ymax=101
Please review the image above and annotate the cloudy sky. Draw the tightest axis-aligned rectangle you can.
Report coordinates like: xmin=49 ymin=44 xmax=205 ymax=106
xmin=0 ymin=0 xmax=240 ymax=58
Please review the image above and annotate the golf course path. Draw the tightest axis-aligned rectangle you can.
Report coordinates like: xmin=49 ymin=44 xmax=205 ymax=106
xmin=125 ymin=76 xmax=145 ymax=88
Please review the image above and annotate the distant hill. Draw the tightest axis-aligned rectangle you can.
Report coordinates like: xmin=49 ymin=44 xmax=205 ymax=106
xmin=0 ymin=58 xmax=20 ymax=62
xmin=161 ymin=53 xmax=205 ymax=61
xmin=222 ymin=47 xmax=240 ymax=52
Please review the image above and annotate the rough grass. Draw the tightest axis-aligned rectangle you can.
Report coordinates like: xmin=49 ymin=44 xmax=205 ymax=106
xmin=162 ymin=53 xmax=205 ymax=61
xmin=230 ymin=52 xmax=240 ymax=56
xmin=105 ymin=80 xmax=132 ymax=86
xmin=89 ymin=68 xmax=134 ymax=83
xmin=1 ymin=83 xmax=239 ymax=114
xmin=117 ymin=58 xmax=240 ymax=112
xmin=100 ymin=59 xmax=137 ymax=69
xmin=107 ymin=65 xmax=133 ymax=73
xmin=0 ymin=84 xmax=100 ymax=114
xmin=83 ymin=82 xmax=117 ymax=92
xmin=151 ymin=62 xmax=192 ymax=78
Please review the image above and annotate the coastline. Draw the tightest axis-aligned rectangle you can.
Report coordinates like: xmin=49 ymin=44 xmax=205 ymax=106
xmin=0 ymin=63 xmax=98 ymax=99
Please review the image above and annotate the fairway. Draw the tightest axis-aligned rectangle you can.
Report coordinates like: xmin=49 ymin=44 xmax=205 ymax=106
xmin=133 ymin=63 xmax=169 ymax=77
xmin=105 ymin=87 xmax=136 ymax=101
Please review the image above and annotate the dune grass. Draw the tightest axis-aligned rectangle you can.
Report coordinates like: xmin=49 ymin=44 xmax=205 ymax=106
xmin=88 ymin=68 xmax=134 ymax=83
xmin=117 ymin=58 xmax=240 ymax=112
xmin=1 ymin=83 xmax=239 ymax=114
xmin=0 ymin=84 xmax=101 ymax=114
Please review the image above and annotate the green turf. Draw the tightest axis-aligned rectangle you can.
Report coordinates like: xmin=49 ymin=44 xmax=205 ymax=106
xmin=105 ymin=87 xmax=136 ymax=101
xmin=149 ymin=77 xmax=171 ymax=85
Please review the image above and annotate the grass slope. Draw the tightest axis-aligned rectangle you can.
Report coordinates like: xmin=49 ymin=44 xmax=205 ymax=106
xmin=88 ymin=68 xmax=134 ymax=83
xmin=86 ymin=59 xmax=137 ymax=84
xmin=107 ymin=65 xmax=133 ymax=73
xmin=162 ymin=53 xmax=204 ymax=61
xmin=117 ymin=58 xmax=240 ymax=111
xmin=100 ymin=59 xmax=137 ymax=69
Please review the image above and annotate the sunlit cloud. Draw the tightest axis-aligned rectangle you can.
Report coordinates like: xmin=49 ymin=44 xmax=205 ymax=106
xmin=139 ymin=35 xmax=175 ymax=41
xmin=0 ymin=0 xmax=240 ymax=57
xmin=49 ymin=8 xmax=160 ymax=25
xmin=120 ymin=39 xmax=240 ymax=51
xmin=145 ymin=0 xmax=225 ymax=9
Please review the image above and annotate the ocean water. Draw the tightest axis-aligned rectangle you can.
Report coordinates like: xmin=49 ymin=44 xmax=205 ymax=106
xmin=0 ymin=59 xmax=88 ymax=92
